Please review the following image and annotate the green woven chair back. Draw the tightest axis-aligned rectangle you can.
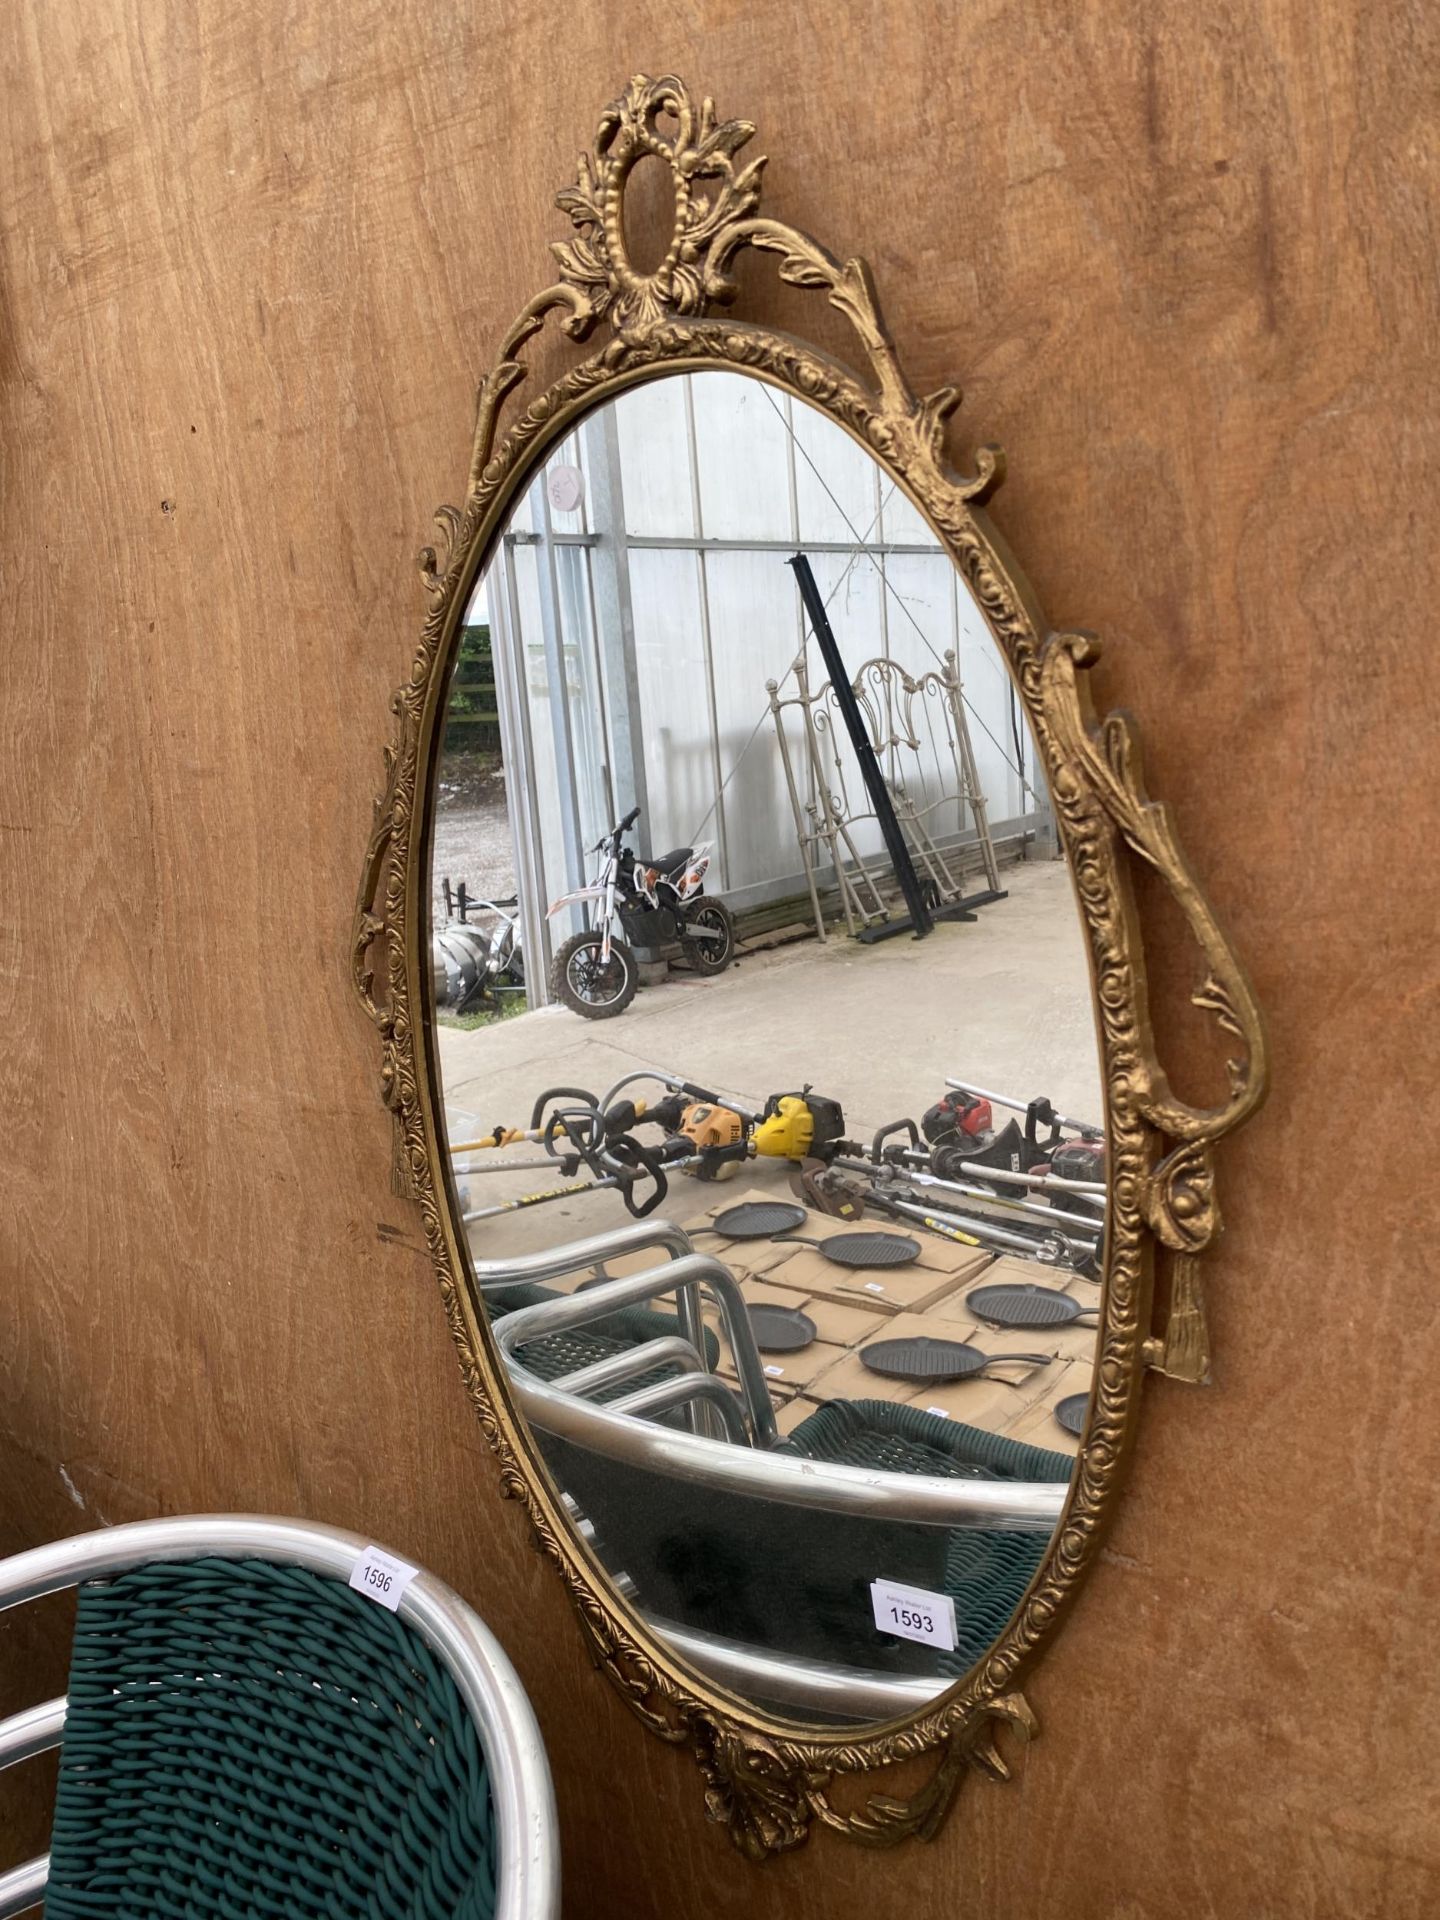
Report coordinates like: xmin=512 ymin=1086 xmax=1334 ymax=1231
xmin=780 ymin=1399 xmax=1072 ymax=1673
xmin=939 ymin=1526 xmax=1049 ymax=1671
xmin=45 ymin=1557 xmax=497 ymax=1919
xmin=778 ymin=1398 xmax=1073 ymax=1484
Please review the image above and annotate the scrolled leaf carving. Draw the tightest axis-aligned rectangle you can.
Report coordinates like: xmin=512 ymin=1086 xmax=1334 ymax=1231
xmin=551 ymin=73 xmax=767 ymax=333
xmin=698 ymin=1729 xmax=816 ymax=1861
xmin=1037 ymin=633 xmax=1268 ymax=1228
xmin=1145 ymin=1139 xmax=1219 ymax=1254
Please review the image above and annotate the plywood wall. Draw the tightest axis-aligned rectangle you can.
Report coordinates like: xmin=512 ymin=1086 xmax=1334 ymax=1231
xmin=3 ymin=2 xmax=1437 ymax=1913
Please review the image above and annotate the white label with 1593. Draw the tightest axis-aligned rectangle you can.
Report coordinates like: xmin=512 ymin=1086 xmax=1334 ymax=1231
xmin=869 ymin=1576 xmax=958 ymax=1651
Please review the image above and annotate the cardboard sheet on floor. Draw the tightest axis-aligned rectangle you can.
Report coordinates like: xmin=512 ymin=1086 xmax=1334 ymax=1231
xmin=1062 ymin=1272 xmax=1104 ymax=1310
xmin=1008 ymin=1386 xmax=1083 ymax=1459
xmin=690 ymin=1235 xmax=805 ymax=1280
xmin=899 ymin=1372 xmax=1036 ymax=1435
xmin=776 ymin=1247 xmax=985 ymax=1315
xmin=865 ymin=1221 xmax=990 ymax=1276
xmin=883 ymin=1235 xmax=996 ymax=1286
xmin=1039 ymin=1352 xmax=1094 ymax=1410
xmin=707 ymin=1279 xmax=890 ymax=1349
xmin=718 ymin=1336 xmax=849 ymax=1395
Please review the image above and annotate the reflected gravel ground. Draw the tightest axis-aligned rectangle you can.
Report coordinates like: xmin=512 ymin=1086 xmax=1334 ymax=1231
xmin=433 ymin=756 xmax=515 ymax=924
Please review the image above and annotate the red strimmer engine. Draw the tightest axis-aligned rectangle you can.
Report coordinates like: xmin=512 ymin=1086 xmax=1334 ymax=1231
xmin=923 ymin=1091 xmax=1022 ymax=1180
xmin=920 ymin=1090 xmax=993 ymax=1146
xmin=1048 ymin=1139 xmax=1105 ymax=1181
xmin=1044 ymin=1138 xmax=1106 ymax=1220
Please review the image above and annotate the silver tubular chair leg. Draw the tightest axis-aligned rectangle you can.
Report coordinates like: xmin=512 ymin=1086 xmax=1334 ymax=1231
xmin=550 ymin=1334 xmax=709 ymax=1399
xmin=470 ymin=1217 xmax=719 ymax=1435
xmin=0 ymin=1698 xmax=66 ymax=1768
xmin=0 ymin=1699 xmax=64 ymax=1918
xmin=609 ymin=1373 xmax=751 ymax=1442
xmin=0 ymin=1854 xmax=49 ymax=1920
xmin=647 ymin=1617 xmax=945 ymax=1721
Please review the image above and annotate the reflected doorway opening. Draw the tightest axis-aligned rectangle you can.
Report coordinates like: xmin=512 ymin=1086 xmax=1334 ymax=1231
xmin=431 ymin=589 xmax=529 ymax=1033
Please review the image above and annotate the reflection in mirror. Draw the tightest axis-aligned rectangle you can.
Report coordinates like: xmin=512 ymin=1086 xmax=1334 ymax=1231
xmin=430 ymin=370 xmax=1103 ymax=1727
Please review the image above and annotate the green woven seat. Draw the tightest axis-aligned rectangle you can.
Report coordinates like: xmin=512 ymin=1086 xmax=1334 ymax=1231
xmin=44 ymin=1557 xmax=497 ymax=1919
xmin=779 ymin=1399 xmax=1072 ymax=1673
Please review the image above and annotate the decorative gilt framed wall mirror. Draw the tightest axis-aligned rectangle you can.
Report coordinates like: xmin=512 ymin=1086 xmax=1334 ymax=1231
xmin=354 ymin=74 xmax=1267 ymax=1859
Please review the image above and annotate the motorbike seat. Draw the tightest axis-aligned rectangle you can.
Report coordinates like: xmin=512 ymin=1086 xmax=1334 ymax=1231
xmin=640 ymin=846 xmax=694 ymax=877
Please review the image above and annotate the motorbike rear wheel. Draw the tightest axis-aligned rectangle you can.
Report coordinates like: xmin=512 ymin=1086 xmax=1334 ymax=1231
xmin=550 ymin=930 xmax=639 ymax=1019
xmin=681 ymin=898 xmax=736 ymax=976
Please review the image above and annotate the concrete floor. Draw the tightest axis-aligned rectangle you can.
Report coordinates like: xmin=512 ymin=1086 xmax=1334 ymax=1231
xmin=438 ymin=859 xmax=1103 ymax=1260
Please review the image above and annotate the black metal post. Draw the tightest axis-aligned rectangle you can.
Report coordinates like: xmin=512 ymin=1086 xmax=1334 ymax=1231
xmin=788 ymin=553 xmax=941 ymax=940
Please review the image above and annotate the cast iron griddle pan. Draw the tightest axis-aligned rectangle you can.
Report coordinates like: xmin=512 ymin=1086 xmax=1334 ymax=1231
xmin=966 ymin=1282 xmax=1100 ymax=1330
xmin=708 ymin=1200 xmax=919 ymax=1269
xmin=859 ymin=1338 xmax=1053 ymax=1383
xmin=1054 ymin=1392 xmax=1090 ymax=1436
xmin=746 ymin=1303 xmax=817 ymax=1353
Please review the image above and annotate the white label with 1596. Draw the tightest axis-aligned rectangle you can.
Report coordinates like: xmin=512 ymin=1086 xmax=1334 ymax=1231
xmin=348 ymin=1545 xmax=420 ymax=1614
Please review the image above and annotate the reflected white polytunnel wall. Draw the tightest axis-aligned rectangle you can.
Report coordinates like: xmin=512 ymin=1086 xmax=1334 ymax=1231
xmin=473 ymin=371 xmax=1054 ymax=995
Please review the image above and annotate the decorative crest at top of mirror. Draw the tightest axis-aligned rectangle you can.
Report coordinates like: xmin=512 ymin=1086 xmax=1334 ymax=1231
xmin=353 ymin=72 xmax=1267 ymax=1862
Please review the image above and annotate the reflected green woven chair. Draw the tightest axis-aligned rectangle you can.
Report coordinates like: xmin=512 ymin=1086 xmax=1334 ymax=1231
xmin=779 ymin=1398 xmax=1074 ymax=1672
xmin=488 ymin=1280 xmax=719 ymax=1403
xmin=0 ymin=1516 xmax=558 ymax=1920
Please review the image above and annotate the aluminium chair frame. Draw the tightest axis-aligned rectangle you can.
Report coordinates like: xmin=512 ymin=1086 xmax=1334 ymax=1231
xmin=491 ymin=1226 xmax=1068 ymax=1529
xmin=491 ymin=1235 xmax=1066 ymax=1717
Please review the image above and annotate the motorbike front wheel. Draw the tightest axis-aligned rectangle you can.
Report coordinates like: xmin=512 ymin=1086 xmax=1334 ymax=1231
xmin=681 ymin=898 xmax=736 ymax=975
xmin=550 ymin=930 xmax=639 ymax=1019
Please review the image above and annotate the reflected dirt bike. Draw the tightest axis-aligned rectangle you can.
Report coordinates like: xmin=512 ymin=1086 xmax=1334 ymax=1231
xmin=546 ymin=807 xmax=736 ymax=1019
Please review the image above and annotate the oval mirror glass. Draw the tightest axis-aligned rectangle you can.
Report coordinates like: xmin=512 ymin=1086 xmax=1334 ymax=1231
xmin=428 ymin=369 xmax=1103 ymax=1728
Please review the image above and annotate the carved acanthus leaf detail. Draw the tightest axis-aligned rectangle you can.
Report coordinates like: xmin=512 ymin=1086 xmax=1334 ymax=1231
xmin=551 ymin=73 xmax=766 ymax=333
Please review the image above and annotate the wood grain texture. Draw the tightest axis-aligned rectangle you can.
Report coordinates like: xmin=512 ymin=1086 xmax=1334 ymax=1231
xmin=2 ymin=1 xmax=1437 ymax=1912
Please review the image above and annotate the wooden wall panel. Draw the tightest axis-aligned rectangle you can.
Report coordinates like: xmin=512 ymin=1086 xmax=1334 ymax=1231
xmin=3 ymin=2 xmax=1437 ymax=1913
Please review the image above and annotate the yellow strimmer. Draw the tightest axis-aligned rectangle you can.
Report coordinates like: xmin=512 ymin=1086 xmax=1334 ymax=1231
xmin=751 ymin=1087 xmax=847 ymax=1162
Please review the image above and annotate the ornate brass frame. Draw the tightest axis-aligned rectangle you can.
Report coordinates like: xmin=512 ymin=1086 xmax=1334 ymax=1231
xmin=352 ymin=74 xmax=1267 ymax=1860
